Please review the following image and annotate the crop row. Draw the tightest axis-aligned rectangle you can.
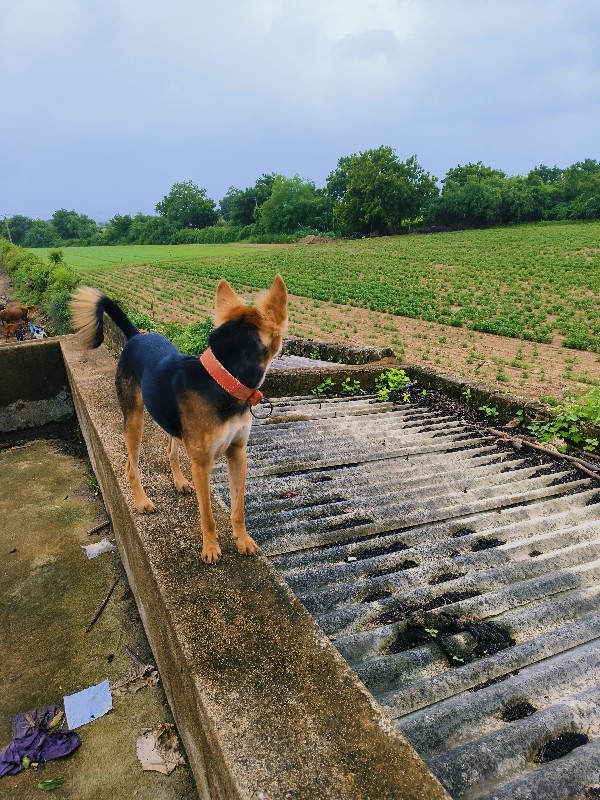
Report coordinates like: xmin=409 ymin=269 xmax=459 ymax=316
xmin=39 ymin=222 xmax=600 ymax=351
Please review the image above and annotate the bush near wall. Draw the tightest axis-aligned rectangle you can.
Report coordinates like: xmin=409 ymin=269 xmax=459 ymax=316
xmin=0 ymin=237 xmax=79 ymax=333
xmin=123 ymin=309 xmax=213 ymax=356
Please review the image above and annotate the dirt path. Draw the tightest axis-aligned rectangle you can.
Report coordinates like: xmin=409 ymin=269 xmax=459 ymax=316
xmin=0 ymin=263 xmax=13 ymax=299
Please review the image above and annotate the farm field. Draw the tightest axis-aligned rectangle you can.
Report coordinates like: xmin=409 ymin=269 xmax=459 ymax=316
xmin=32 ymin=222 xmax=600 ymax=401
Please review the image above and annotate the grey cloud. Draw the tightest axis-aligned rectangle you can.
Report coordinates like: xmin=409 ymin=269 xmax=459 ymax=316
xmin=1 ymin=0 xmax=599 ymax=219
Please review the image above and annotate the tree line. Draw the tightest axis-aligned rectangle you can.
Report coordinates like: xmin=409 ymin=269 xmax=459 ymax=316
xmin=5 ymin=147 xmax=600 ymax=247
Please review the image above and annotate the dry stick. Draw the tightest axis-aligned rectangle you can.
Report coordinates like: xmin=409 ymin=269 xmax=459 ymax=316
xmin=87 ymin=519 xmax=110 ymax=536
xmin=124 ymin=645 xmax=147 ymax=671
xmin=486 ymin=427 xmax=600 ymax=482
xmin=86 ymin=576 xmax=121 ymax=633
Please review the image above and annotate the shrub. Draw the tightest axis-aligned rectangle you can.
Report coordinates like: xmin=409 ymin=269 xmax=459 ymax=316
xmin=173 ymin=226 xmax=247 ymax=244
xmin=312 ymin=377 xmax=336 ymax=397
xmin=340 ymin=377 xmax=365 ymax=395
xmin=246 ymin=232 xmax=302 ymax=244
xmin=171 ymin=318 xmax=213 ymax=355
xmin=375 ymin=368 xmax=411 ymax=402
xmin=0 ymin=237 xmax=79 ymax=333
xmin=525 ymin=387 xmax=600 ymax=452
xmin=125 ymin=306 xmax=213 ymax=356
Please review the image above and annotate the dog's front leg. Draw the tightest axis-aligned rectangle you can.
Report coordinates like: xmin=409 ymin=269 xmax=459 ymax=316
xmin=189 ymin=457 xmax=221 ymax=564
xmin=226 ymin=440 xmax=259 ymax=556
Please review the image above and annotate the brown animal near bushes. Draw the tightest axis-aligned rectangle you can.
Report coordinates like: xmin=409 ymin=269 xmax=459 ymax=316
xmin=0 ymin=302 xmax=31 ymax=324
xmin=3 ymin=321 xmax=26 ymax=342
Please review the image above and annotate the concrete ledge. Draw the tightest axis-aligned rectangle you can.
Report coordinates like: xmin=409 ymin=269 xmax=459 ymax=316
xmin=405 ymin=364 xmax=587 ymax=424
xmin=0 ymin=339 xmax=74 ymax=432
xmin=60 ymin=335 xmax=450 ymax=800
xmin=264 ymin=360 xmax=399 ymax=397
xmin=282 ymin=337 xmax=395 ymax=364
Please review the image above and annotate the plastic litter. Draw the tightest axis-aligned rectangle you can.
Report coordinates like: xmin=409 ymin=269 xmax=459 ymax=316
xmin=82 ymin=538 xmax=116 ymax=559
xmin=63 ymin=680 xmax=113 ymax=729
xmin=28 ymin=322 xmax=48 ymax=339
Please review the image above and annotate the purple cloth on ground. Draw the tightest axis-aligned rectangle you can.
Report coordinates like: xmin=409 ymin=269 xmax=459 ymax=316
xmin=0 ymin=705 xmax=81 ymax=778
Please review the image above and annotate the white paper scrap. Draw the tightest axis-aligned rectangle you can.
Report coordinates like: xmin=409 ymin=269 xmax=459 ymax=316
xmin=64 ymin=680 xmax=113 ymax=728
xmin=82 ymin=538 xmax=117 ymax=559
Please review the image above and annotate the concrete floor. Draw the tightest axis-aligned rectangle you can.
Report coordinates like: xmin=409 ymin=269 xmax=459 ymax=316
xmin=0 ymin=425 xmax=197 ymax=800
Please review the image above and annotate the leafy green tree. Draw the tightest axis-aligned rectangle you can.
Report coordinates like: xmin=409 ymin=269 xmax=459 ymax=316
xmin=105 ymin=214 xmax=133 ymax=244
xmin=528 ymin=160 xmax=600 ymax=221
xmin=155 ymin=181 xmax=218 ymax=229
xmin=257 ymin=175 xmax=332 ymax=233
xmin=528 ymin=164 xmax=564 ymax=185
xmin=51 ymin=209 xmax=98 ymax=242
xmin=23 ymin=220 xmax=60 ymax=247
xmin=563 ymin=165 xmax=600 ymax=219
xmin=5 ymin=215 xmax=33 ymax=245
xmin=219 ymin=187 xmax=243 ymax=222
xmin=425 ymin=162 xmax=511 ymax=227
xmin=443 ymin=162 xmax=506 ymax=186
xmin=561 ymin=159 xmax=600 ymax=201
xmin=128 ymin=214 xmax=176 ymax=244
xmin=229 ymin=174 xmax=277 ymax=226
xmin=327 ymin=147 xmax=438 ymax=235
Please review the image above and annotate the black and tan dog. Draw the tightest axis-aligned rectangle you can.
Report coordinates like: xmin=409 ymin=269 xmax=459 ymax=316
xmin=70 ymin=276 xmax=287 ymax=563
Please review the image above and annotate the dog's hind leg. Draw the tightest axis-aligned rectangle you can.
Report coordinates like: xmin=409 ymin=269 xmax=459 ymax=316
xmin=116 ymin=364 xmax=155 ymax=514
xmin=166 ymin=437 xmax=193 ymax=494
xmin=226 ymin=440 xmax=258 ymax=556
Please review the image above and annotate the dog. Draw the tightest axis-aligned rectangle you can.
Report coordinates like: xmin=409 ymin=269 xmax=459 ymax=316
xmin=70 ymin=276 xmax=288 ymax=564
xmin=3 ymin=320 xmax=26 ymax=342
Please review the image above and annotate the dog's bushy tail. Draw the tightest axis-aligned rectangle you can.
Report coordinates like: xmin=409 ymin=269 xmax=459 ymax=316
xmin=70 ymin=286 xmax=140 ymax=349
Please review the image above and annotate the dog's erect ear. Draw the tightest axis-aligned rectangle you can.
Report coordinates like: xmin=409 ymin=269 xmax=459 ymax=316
xmin=215 ymin=279 xmax=244 ymax=325
xmin=257 ymin=274 xmax=288 ymax=330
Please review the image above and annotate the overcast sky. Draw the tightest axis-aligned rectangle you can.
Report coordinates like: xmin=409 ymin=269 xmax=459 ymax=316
xmin=1 ymin=0 xmax=599 ymax=221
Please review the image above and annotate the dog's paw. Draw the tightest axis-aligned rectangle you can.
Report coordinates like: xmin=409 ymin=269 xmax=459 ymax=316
xmin=175 ymin=479 xmax=193 ymax=494
xmin=235 ymin=533 xmax=259 ymax=556
xmin=136 ymin=497 xmax=156 ymax=514
xmin=201 ymin=543 xmax=222 ymax=564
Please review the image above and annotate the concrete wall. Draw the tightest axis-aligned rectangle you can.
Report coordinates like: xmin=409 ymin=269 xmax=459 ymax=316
xmin=0 ymin=339 xmax=74 ymax=433
xmin=60 ymin=333 xmax=451 ymax=800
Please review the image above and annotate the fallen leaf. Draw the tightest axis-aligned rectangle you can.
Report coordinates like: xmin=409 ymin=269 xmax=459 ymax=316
xmin=111 ymin=667 xmax=159 ymax=697
xmin=38 ymin=777 xmax=65 ymax=791
xmin=48 ymin=711 xmax=64 ymax=730
xmin=136 ymin=723 xmax=184 ymax=775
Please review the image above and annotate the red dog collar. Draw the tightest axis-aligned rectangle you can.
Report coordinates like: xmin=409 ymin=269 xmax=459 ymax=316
xmin=200 ymin=347 xmax=264 ymax=407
